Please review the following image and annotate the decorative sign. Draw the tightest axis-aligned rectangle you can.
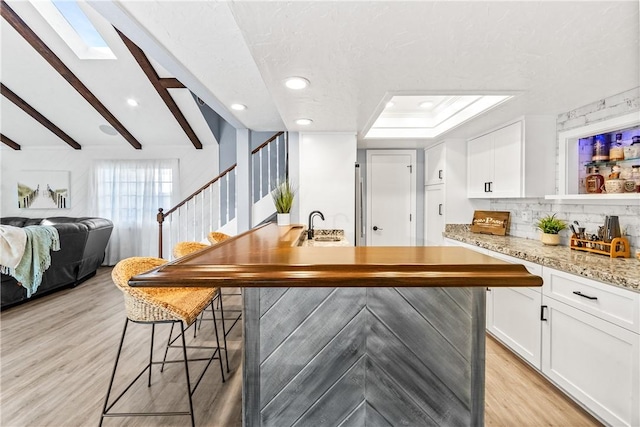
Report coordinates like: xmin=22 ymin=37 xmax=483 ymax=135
xmin=17 ymin=171 xmax=70 ymax=209
xmin=470 ymin=210 xmax=510 ymax=236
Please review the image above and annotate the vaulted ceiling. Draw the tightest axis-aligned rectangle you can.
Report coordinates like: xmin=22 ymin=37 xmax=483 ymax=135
xmin=1 ymin=1 xmax=638 ymax=152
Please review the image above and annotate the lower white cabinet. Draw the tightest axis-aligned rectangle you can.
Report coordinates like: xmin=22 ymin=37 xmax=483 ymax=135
xmin=489 ymin=287 xmax=542 ymax=369
xmin=448 ymin=240 xmax=640 ymax=426
xmin=542 ymin=296 xmax=640 ymax=427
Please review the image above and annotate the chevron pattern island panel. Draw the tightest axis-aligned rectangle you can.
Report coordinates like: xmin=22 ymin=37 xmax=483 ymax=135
xmin=243 ymin=286 xmax=486 ymax=427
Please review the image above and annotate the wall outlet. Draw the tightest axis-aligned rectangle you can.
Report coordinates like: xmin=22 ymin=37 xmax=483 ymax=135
xmin=521 ymin=211 xmax=531 ymax=222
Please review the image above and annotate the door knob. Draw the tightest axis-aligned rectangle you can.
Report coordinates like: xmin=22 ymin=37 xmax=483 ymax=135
xmin=373 ymin=226 xmax=383 ymax=231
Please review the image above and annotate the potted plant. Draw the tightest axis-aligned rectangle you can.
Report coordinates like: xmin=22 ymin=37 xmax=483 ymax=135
xmin=535 ymin=213 xmax=567 ymax=246
xmin=271 ymin=179 xmax=295 ymax=226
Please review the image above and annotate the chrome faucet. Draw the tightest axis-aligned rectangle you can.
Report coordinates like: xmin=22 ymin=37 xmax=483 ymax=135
xmin=307 ymin=210 xmax=325 ymax=240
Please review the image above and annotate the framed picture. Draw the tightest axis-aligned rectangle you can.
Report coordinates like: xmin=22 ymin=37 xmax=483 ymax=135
xmin=17 ymin=171 xmax=70 ymax=209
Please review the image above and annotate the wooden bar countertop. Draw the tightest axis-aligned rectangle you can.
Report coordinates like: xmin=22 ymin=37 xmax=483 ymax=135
xmin=129 ymin=223 xmax=542 ymax=288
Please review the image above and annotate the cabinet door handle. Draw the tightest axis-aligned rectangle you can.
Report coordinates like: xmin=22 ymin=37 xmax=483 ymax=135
xmin=486 ymin=287 xmax=491 ymax=292
xmin=488 ymin=182 xmax=493 ymax=192
xmin=572 ymin=291 xmax=597 ymax=300
xmin=540 ymin=305 xmax=548 ymax=321
xmin=438 ymin=204 xmax=443 ymax=216
xmin=484 ymin=182 xmax=489 ymax=192
xmin=438 ymin=170 xmax=443 ymax=179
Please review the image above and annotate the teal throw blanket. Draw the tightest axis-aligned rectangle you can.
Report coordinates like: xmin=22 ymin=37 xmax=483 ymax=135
xmin=11 ymin=226 xmax=60 ymax=297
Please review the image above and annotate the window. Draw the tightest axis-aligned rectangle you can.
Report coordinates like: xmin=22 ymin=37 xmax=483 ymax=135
xmin=90 ymin=159 xmax=180 ymax=264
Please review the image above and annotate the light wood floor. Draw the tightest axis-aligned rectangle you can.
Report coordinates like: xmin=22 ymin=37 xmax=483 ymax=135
xmin=0 ymin=268 xmax=601 ymax=427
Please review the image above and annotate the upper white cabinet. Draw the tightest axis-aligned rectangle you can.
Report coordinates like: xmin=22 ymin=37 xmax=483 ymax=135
xmin=424 ymin=140 xmax=484 ymax=246
xmin=467 ymin=116 xmax=556 ymax=198
xmin=425 ymin=143 xmax=445 ymax=185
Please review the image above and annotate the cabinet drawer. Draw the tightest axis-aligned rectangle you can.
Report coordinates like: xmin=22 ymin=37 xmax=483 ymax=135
xmin=543 ymin=267 xmax=640 ymax=333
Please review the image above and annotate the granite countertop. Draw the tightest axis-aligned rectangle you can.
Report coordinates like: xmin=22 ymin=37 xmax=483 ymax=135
xmin=298 ymin=228 xmax=352 ymax=247
xmin=443 ymin=224 xmax=640 ymax=293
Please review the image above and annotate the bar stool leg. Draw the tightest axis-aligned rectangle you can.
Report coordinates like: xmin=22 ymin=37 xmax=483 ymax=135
xmin=148 ymin=323 xmax=155 ymax=386
xmin=100 ymin=318 xmax=129 ymax=427
xmin=179 ymin=321 xmax=196 ymax=427
xmin=210 ymin=302 xmax=226 ymax=382
xmin=217 ymin=293 xmax=230 ymax=373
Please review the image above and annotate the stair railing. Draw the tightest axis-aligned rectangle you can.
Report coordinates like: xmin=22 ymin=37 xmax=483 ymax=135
xmin=157 ymin=131 xmax=287 ymax=258
xmin=157 ymin=164 xmax=236 ymax=258
xmin=251 ymin=131 xmax=287 ymax=203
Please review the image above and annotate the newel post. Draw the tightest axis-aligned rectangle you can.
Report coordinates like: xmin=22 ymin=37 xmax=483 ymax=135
xmin=157 ymin=208 xmax=164 ymax=258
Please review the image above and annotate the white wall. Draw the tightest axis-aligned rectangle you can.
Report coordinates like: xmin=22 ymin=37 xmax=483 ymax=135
xmin=0 ymin=144 xmax=219 ymax=219
xmin=297 ymin=133 xmax=357 ymax=244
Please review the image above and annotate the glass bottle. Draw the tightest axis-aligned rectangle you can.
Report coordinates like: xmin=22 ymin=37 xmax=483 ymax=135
xmin=585 ymin=166 xmax=604 ymax=193
xmin=592 ymin=134 xmax=610 ymax=161
xmin=609 ymin=133 xmax=624 ymax=161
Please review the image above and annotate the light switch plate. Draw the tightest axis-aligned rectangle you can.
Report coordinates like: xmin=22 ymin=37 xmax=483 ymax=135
xmin=521 ymin=211 xmax=531 ymax=222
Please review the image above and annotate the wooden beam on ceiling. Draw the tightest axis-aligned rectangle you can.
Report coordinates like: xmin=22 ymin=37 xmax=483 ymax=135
xmin=1 ymin=133 xmax=21 ymax=150
xmin=0 ymin=1 xmax=142 ymax=149
xmin=1 ymin=83 xmax=81 ymax=150
xmin=116 ymin=29 xmax=203 ymax=150
xmin=159 ymin=78 xmax=186 ymax=89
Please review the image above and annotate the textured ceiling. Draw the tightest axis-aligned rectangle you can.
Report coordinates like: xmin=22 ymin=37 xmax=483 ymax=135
xmin=2 ymin=0 xmax=638 ymax=151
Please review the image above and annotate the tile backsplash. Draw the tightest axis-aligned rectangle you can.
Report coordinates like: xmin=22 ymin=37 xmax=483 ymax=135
xmin=489 ymin=198 xmax=639 ymax=252
xmin=490 ymin=87 xmax=640 ymax=254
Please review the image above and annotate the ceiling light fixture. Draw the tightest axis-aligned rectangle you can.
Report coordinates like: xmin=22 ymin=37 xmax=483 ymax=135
xmin=231 ymin=103 xmax=247 ymax=111
xmin=419 ymin=101 xmax=434 ymax=109
xmin=295 ymin=118 xmax=313 ymax=126
xmin=126 ymin=98 xmax=138 ymax=107
xmin=386 ymin=101 xmax=395 ymax=108
xmin=99 ymin=124 xmax=118 ymax=136
xmin=284 ymin=77 xmax=310 ymax=90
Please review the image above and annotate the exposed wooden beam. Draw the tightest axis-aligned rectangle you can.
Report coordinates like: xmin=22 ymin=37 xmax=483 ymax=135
xmin=1 ymin=83 xmax=81 ymax=150
xmin=159 ymin=78 xmax=186 ymax=89
xmin=116 ymin=29 xmax=203 ymax=149
xmin=1 ymin=133 xmax=21 ymax=150
xmin=0 ymin=1 xmax=142 ymax=149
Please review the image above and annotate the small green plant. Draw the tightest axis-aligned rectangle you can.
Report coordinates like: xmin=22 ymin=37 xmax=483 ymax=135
xmin=535 ymin=213 xmax=567 ymax=234
xmin=271 ymin=179 xmax=295 ymax=213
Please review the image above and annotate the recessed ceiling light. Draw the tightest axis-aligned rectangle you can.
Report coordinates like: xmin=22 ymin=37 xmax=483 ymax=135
xmin=126 ymin=98 xmax=138 ymax=107
xmin=284 ymin=77 xmax=310 ymax=90
xmin=386 ymin=101 xmax=395 ymax=108
xmin=295 ymin=118 xmax=313 ymax=126
xmin=419 ymin=101 xmax=434 ymax=109
xmin=231 ymin=103 xmax=247 ymax=111
xmin=99 ymin=124 xmax=118 ymax=136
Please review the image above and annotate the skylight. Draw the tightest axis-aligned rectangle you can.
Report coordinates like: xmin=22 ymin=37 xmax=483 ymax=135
xmin=30 ymin=0 xmax=115 ymax=60
xmin=364 ymin=94 xmax=513 ymax=139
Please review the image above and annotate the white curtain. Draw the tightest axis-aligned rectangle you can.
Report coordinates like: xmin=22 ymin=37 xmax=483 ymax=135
xmin=89 ymin=159 xmax=180 ymax=265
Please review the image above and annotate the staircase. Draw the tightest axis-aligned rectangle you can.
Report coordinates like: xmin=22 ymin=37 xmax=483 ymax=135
xmin=156 ymin=132 xmax=287 ymax=258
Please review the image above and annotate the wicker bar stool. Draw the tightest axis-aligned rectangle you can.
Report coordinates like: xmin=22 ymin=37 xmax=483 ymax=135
xmin=206 ymin=231 xmax=231 ymax=245
xmin=206 ymin=232 xmax=243 ymax=340
xmin=173 ymin=242 xmax=229 ymax=372
xmin=100 ymin=257 xmax=225 ymax=427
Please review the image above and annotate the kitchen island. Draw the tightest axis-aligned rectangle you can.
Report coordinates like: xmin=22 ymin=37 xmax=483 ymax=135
xmin=130 ymin=223 xmax=542 ymax=427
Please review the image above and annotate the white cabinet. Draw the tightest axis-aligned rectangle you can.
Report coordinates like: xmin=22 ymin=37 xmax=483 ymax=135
xmin=455 ymin=242 xmax=640 ymax=426
xmin=484 ymin=251 xmax=543 ymax=369
xmin=425 ymin=143 xmax=445 ymax=185
xmin=542 ymin=296 xmax=640 ymax=427
xmin=424 ymin=185 xmax=444 ymax=246
xmin=424 ymin=140 xmax=485 ymax=246
xmin=467 ymin=116 xmax=556 ymax=198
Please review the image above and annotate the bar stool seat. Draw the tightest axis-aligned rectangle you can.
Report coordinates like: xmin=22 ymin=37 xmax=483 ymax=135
xmin=100 ymin=257 xmax=225 ymax=427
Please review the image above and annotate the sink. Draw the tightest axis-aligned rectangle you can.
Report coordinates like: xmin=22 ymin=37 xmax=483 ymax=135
xmin=313 ymin=236 xmax=342 ymax=242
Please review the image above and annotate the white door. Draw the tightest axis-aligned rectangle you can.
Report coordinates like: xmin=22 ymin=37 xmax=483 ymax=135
xmin=424 ymin=184 xmax=444 ymax=246
xmin=367 ymin=150 xmax=415 ymax=246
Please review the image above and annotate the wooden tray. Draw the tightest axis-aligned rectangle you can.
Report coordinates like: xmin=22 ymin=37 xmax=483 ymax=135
xmin=570 ymin=236 xmax=630 ymax=258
